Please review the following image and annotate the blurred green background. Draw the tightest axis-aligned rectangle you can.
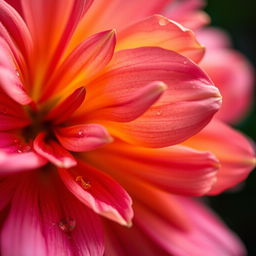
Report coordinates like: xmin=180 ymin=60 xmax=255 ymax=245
xmin=205 ymin=0 xmax=256 ymax=255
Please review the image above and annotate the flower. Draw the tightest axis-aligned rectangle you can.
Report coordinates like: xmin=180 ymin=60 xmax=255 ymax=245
xmin=0 ymin=0 xmax=255 ymax=256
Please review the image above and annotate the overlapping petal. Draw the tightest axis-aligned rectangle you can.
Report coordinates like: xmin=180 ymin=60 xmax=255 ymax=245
xmin=81 ymin=47 xmax=221 ymax=147
xmin=1 ymin=172 xmax=104 ymax=256
xmin=58 ymin=161 xmax=133 ymax=226
xmin=183 ymin=119 xmax=255 ymax=194
xmin=33 ymin=132 xmax=77 ymax=168
xmin=85 ymin=141 xmax=219 ymax=196
xmin=117 ymin=15 xmax=205 ymax=63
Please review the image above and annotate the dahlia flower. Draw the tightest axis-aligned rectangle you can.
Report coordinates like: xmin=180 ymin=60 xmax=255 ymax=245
xmin=0 ymin=0 xmax=255 ymax=256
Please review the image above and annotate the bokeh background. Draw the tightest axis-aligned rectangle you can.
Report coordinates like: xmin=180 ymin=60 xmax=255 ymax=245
xmin=205 ymin=0 xmax=256 ymax=255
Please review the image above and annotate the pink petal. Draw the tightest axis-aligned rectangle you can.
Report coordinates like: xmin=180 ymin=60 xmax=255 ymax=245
xmin=117 ymin=15 xmax=205 ymax=63
xmin=42 ymin=29 xmax=116 ymax=101
xmin=198 ymin=33 xmax=254 ymax=123
xmin=164 ymin=0 xmax=210 ymax=30
xmin=90 ymin=81 xmax=168 ymax=122
xmin=58 ymin=161 xmax=133 ymax=226
xmin=135 ymin=195 xmax=245 ymax=256
xmin=45 ymin=87 xmax=86 ymax=124
xmin=1 ymin=171 xmax=104 ymax=256
xmin=0 ymin=0 xmax=32 ymax=57
xmin=184 ymin=119 xmax=256 ymax=195
xmin=55 ymin=124 xmax=113 ymax=152
xmin=33 ymin=132 xmax=77 ymax=168
xmin=0 ymin=151 xmax=47 ymax=174
xmin=84 ymin=47 xmax=221 ymax=148
xmin=85 ymin=141 xmax=219 ymax=196
xmin=0 ymin=39 xmax=32 ymax=105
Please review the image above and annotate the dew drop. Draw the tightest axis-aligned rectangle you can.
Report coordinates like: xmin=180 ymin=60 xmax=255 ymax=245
xmin=76 ymin=176 xmax=91 ymax=190
xmin=77 ymin=130 xmax=84 ymax=137
xmin=158 ymin=18 xmax=168 ymax=26
xmin=59 ymin=218 xmax=76 ymax=233
xmin=183 ymin=60 xmax=188 ymax=65
xmin=156 ymin=111 xmax=162 ymax=116
xmin=17 ymin=144 xmax=31 ymax=153
xmin=15 ymin=70 xmax=20 ymax=77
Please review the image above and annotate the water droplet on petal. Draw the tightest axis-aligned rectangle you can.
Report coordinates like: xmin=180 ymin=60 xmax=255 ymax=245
xmin=59 ymin=218 xmax=76 ymax=233
xmin=158 ymin=18 xmax=168 ymax=26
xmin=77 ymin=130 xmax=84 ymax=137
xmin=17 ymin=144 xmax=31 ymax=153
xmin=15 ymin=70 xmax=20 ymax=77
xmin=156 ymin=111 xmax=162 ymax=116
xmin=183 ymin=60 xmax=188 ymax=65
xmin=76 ymin=176 xmax=91 ymax=189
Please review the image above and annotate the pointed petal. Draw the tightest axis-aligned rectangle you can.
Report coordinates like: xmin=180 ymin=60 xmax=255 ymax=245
xmin=90 ymin=81 xmax=168 ymax=122
xmin=70 ymin=0 xmax=170 ymax=47
xmin=135 ymin=196 xmax=246 ymax=256
xmin=58 ymin=161 xmax=133 ymax=226
xmin=84 ymin=47 xmax=221 ymax=148
xmin=85 ymin=141 xmax=219 ymax=196
xmin=0 ymin=151 xmax=47 ymax=174
xmin=55 ymin=124 xmax=112 ymax=152
xmin=45 ymin=87 xmax=86 ymax=124
xmin=42 ymin=30 xmax=116 ymax=101
xmin=33 ymin=132 xmax=77 ymax=168
xmin=1 ymin=171 xmax=104 ymax=256
xmin=183 ymin=120 xmax=256 ymax=195
xmin=117 ymin=15 xmax=205 ymax=63
xmin=0 ymin=0 xmax=32 ymax=56
xmin=0 ymin=39 xmax=32 ymax=105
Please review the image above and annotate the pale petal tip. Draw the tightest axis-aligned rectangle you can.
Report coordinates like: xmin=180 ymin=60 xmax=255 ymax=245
xmin=57 ymin=158 xmax=77 ymax=168
xmin=155 ymin=81 xmax=168 ymax=92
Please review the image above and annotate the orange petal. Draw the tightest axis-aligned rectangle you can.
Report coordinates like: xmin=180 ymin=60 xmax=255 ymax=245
xmin=41 ymin=29 xmax=116 ymax=102
xmin=89 ymin=81 xmax=168 ymax=122
xmin=45 ymin=87 xmax=86 ymax=124
xmin=33 ymin=132 xmax=77 ymax=168
xmin=117 ymin=15 xmax=205 ymax=63
xmin=83 ymin=47 xmax=221 ymax=148
xmin=55 ymin=124 xmax=113 ymax=152
xmin=183 ymin=119 xmax=256 ymax=195
xmin=58 ymin=161 xmax=133 ymax=226
xmin=85 ymin=141 xmax=219 ymax=196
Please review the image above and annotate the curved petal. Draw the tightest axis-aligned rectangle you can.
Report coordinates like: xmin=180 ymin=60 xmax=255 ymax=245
xmin=135 ymin=196 xmax=246 ymax=256
xmin=0 ymin=0 xmax=32 ymax=57
xmin=117 ymin=15 xmax=205 ymax=63
xmin=42 ymin=30 xmax=116 ymax=102
xmin=33 ymin=132 xmax=77 ymax=168
xmin=81 ymin=47 xmax=221 ymax=148
xmin=183 ymin=119 xmax=256 ymax=195
xmin=70 ymin=0 xmax=171 ymax=48
xmin=58 ymin=161 xmax=133 ymax=226
xmin=45 ymin=87 xmax=86 ymax=124
xmin=85 ymin=141 xmax=219 ymax=196
xmin=199 ymin=48 xmax=254 ymax=124
xmin=88 ymin=81 xmax=168 ymax=122
xmin=1 ymin=171 xmax=104 ymax=256
xmin=0 ymin=39 xmax=32 ymax=105
xmin=55 ymin=124 xmax=113 ymax=152
xmin=164 ymin=0 xmax=210 ymax=30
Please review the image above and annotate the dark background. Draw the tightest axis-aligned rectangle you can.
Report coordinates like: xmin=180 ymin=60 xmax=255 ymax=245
xmin=205 ymin=1 xmax=256 ymax=255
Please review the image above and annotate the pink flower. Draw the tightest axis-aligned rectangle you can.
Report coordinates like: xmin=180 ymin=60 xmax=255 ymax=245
xmin=0 ymin=0 xmax=254 ymax=256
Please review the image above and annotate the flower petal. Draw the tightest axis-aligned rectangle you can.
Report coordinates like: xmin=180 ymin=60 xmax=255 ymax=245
xmin=83 ymin=47 xmax=221 ymax=148
xmin=42 ymin=30 xmax=116 ymax=101
xmin=85 ymin=141 xmax=219 ymax=196
xmin=183 ymin=119 xmax=256 ymax=195
xmin=0 ymin=39 xmax=32 ymax=105
xmin=1 ymin=171 xmax=104 ymax=256
xmin=55 ymin=124 xmax=113 ymax=152
xmin=45 ymin=87 xmax=86 ymax=124
xmin=89 ymin=81 xmax=168 ymax=122
xmin=0 ymin=0 xmax=32 ymax=57
xmin=33 ymin=132 xmax=77 ymax=168
xmin=58 ymin=161 xmax=133 ymax=226
xmin=164 ymin=0 xmax=210 ymax=30
xmin=0 ymin=151 xmax=47 ymax=174
xmin=135 ymin=196 xmax=246 ymax=256
xmin=117 ymin=15 xmax=205 ymax=63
